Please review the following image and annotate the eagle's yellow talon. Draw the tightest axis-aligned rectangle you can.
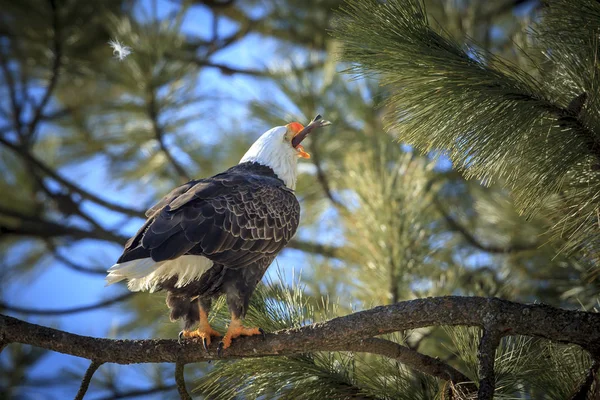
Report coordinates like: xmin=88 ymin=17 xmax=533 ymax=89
xmin=180 ymin=325 xmax=221 ymax=346
xmin=219 ymin=316 xmax=263 ymax=352
xmin=179 ymin=309 xmax=221 ymax=349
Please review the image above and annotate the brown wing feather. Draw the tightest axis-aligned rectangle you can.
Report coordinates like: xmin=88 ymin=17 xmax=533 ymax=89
xmin=117 ymin=170 xmax=300 ymax=269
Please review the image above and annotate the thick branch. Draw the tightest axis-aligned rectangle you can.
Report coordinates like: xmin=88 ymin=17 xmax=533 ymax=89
xmin=0 ymin=293 xmax=132 ymax=316
xmin=477 ymin=327 xmax=502 ymax=399
xmin=2 ymin=297 xmax=600 ymax=368
xmin=74 ymin=360 xmax=102 ymax=400
xmin=175 ymin=362 xmax=192 ymax=400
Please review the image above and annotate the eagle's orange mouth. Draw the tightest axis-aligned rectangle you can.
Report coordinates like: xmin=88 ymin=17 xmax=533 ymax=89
xmin=286 ymin=122 xmax=310 ymax=159
xmin=287 ymin=115 xmax=331 ymax=159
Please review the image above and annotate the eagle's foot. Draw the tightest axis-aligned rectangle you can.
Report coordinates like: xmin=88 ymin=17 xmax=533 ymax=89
xmin=217 ymin=318 xmax=265 ymax=355
xmin=178 ymin=325 xmax=222 ymax=349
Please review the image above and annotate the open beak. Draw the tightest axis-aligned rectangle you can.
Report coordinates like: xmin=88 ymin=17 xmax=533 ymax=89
xmin=291 ymin=114 xmax=332 ymax=159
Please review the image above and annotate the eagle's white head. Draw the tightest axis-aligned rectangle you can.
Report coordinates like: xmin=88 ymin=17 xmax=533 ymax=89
xmin=240 ymin=116 xmax=330 ymax=190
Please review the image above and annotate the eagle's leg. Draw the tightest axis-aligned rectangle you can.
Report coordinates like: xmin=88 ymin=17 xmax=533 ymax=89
xmin=219 ymin=314 xmax=264 ymax=351
xmin=218 ymin=285 xmax=265 ymax=353
xmin=178 ymin=299 xmax=221 ymax=349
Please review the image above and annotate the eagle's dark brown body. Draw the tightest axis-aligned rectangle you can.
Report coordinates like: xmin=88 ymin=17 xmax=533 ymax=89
xmin=114 ymin=162 xmax=300 ymax=330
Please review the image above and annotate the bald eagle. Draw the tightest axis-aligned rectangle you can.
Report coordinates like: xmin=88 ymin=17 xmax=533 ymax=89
xmin=106 ymin=115 xmax=330 ymax=351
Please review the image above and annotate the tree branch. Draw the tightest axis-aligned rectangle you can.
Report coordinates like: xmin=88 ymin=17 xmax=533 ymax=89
xmin=48 ymin=246 xmax=107 ymax=276
xmin=481 ymin=0 xmax=539 ymax=20
xmin=97 ymin=385 xmax=177 ymax=400
xmin=189 ymin=59 xmax=267 ymax=76
xmin=175 ymin=362 xmax=192 ymax=400
xmin=2 ymin=297 xmax=600 ymax=384
xmin=0 ymin=41 xmax=22 ymax=135
xmin=0 ymin=205 xmax=128 ymax=243
xmin=26 ymin=0 xmax=62 ymax=144
xmin=0 ymin=293 xmax=132 ymax=316
xmin=147 ymin=87 xmax=190 ymax=182
xmin=569 ymin=358 xmax=600 ymax=400
xmin=196 ymin=0 xmax=235 ymax=8
xmin=477 ymin=327 xmax=503 ymax=399
xmin=310 ymin=135 xmax=347 ymax=211
xmin=434 ymin=196 xmax=538 ymax=254
xmin=0 ymin=136 xmax=146 ymax=219
xmin=287 ymin=239 xmax=342 ymax=259
xmin=346 ymin=338 xmax=477 ymax=391
xmin=74 ymin=360 xmax=102 ymax=400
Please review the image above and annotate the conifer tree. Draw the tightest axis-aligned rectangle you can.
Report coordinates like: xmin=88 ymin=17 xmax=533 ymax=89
xmin=1 ymin=0 xmax=599 ymax=399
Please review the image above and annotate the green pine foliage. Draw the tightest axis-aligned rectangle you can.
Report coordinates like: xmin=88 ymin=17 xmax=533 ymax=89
xmin=195 ymin=279 xmax=440 ymax=400
xmin=445 ymin=326 xmax=596 ymax=399
xmin=335 ymin=0 xmax=600 ymax=262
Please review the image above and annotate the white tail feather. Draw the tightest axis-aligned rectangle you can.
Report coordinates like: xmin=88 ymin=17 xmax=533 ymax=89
xmin=106 ymin=255 xmax=213 ymax=293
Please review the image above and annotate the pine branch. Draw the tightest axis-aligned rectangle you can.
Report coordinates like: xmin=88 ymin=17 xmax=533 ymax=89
xmin=0 ymin=136 xmax=146 ymax=218
xmin=194 ymin=0 xmax=235 ymax=8
xmin=188 ymin=59 xmax=267 ymax=76
xmin=32 ymin=174 xmax=130 ymax=242
xmin=477 ymin=327 xmax=503 ymax=399
xmin=206 ymin=18 xmax=256 ymax=56
xmin=0 ymin=293 xmax=132 ymax=316
xmin=481 ymin=0 xmax=540 ymax=20
xmin=97 ymin=385 xmax=177 ymax=400
xmin=0 ymin=41 xmax=22 ymax=134
xmin=175 ymin=362 xmax=192 ymax=400
xmin=74 ymin=360 xmax=102 ymax=400
xmin=0 ymin=205 xmax=129 ymax=243
xmin=46 ymin=243 xmax=108 ymax=276
xmin=147 ymin=87 xmax=190 ymax=182
xmin=287 ymin=239 xmax=343 ymax=259
xmin=310 ymin=135 xmax=347 ymax=211
xmin=2 ymin=296 xmax=600 ymax=392
xmin=434 ymin=196 xmax=538 ymax=254
xmin=569 ymin=358 xmax=600 ymax=400
xmin=26 ymin=0 xmax=62 ymax=144
xmin=0 ymin=222 xmax=124 ymax=244
xmin=334 ymin=0 xmax=600 ymax=213
xmin=346 ymin=338 xmax=477 ymax=392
